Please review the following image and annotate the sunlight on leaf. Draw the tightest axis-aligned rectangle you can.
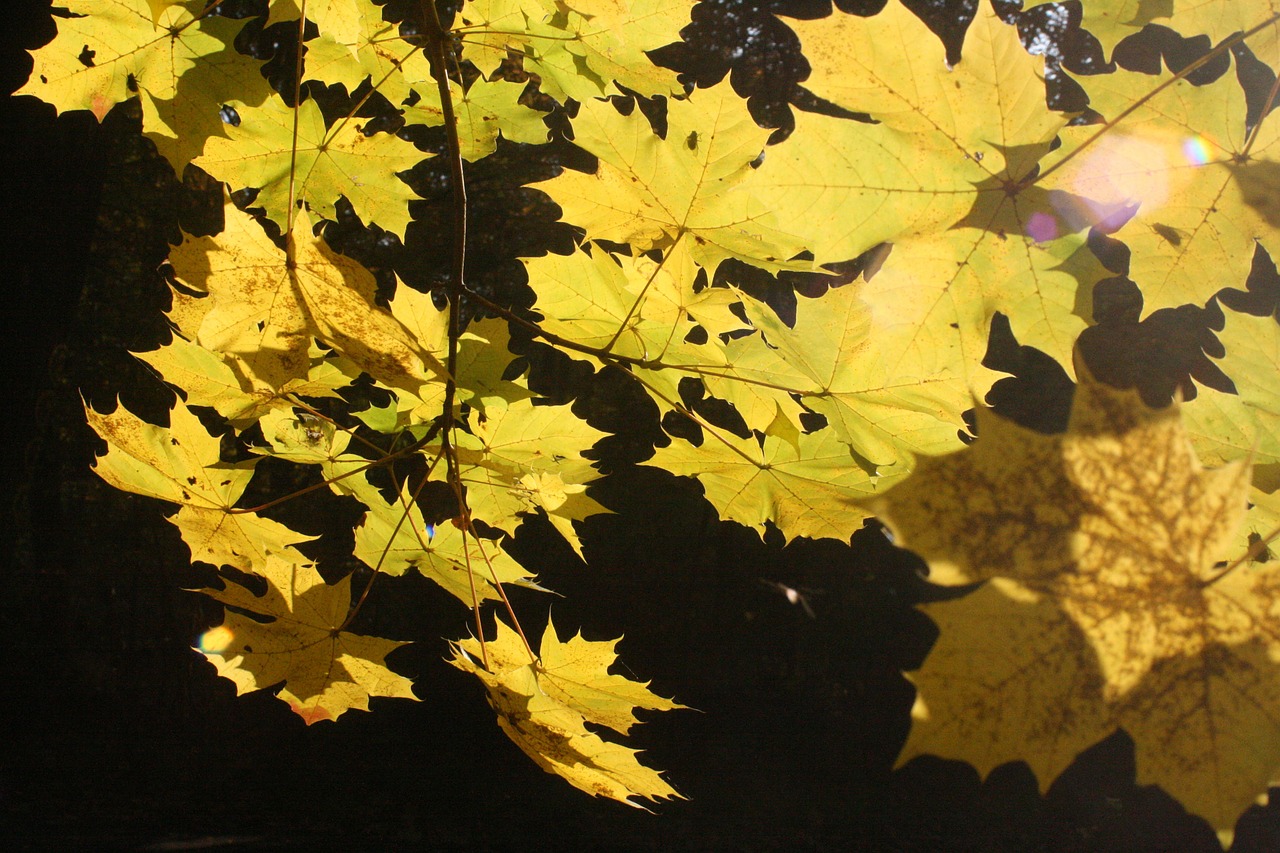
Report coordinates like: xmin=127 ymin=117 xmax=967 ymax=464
xmin=876 ymin=360 xmax=1271 ymax=840
xmin=450 ymin=617 xmax=683 ymax=806
xmin=194 ymin=554 xmax=417 ymax=724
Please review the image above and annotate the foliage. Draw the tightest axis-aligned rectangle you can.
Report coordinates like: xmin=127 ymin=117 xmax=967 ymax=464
xmin=876 ymin=361 xmax=1264 ymax=837
xmin=16 ymin=0 xmax=1280 ymax=839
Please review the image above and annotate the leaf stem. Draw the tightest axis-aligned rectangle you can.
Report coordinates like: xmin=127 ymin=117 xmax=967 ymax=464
xmin=1199 ymin=523 xmax=1280 ymax=588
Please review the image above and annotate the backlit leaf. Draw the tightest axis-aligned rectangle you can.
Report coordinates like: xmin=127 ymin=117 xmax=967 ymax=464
xmin=877 ymin=362 xmax=1269 ymax=839
xmin=195 ymin=554 xmax=416 ymax=724
xmin=450 ymin=617 xmax=682 ymax=805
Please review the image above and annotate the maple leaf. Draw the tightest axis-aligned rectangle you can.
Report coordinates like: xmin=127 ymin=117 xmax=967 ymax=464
xmin=405 ymin=77 xmax=550 ymax=162
xmin=1068 ymin=0 xmax=1174 ymax=58
xmin=319 ymin=454 xmax=540 ymax=603
xmin=302 ymin=15 xmax=432 ymax=107
xmin=452 ymin=317 xmax=538 ymax=413
xmin=450 ymin=617 xmax=683 ymax=805
xmin=85 ymin=398 xmax=314 ymax=575
xmin=647 ymin=426 xmax=894 ymax=543
xmin=531 ymin=80 xmax=812 ymax=274
xmin=265 ymin=0 xmax=365 ymax=47
xmin=194 ymin=97 xmax=425 ymax=238
xmin=1067 ymin=0 xmax=1280 ymax=62
xmin=708 ymin=285 xmax=973 ymax=469
xmin=874 ymin=361 xmax=1275 ymax=840
xmin=456 ymin=0 xmax=691 ymax=102
xmin=170 ymin=200 xmax=444 ymax=393
xmin=524 ymin=242 xmax=740 ymax=371
xmin=19 ymin=0 xmax=217 ymax=121
xmin=766 ymin=2 xmax=1071 ymax=261
xmin=1041 ymin=62 xmax=1280 ymax=318
xmin=18 ymin=0 xmax=272 ymax=169
xmin=194 ymin=554 xmax=417 ymax=724
xmin=761 ymin=2 xmax=1105 ymax=376
xmin=136 ymin=336 xmax=358 ymax=426
xmin=1183 ymin=309 xmax=1280 ymax=492
xmin=452 ymin=399 xmax=609 ymax=554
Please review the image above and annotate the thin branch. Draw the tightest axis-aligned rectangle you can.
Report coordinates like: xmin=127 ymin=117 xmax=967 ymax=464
xmin=1242 ymin=65 xmax=1280 ymax=158
xmin=286 ymin=3 xmax=308 ymax=219
xmin=1032 ymin=16 xmax=1280 ymax=188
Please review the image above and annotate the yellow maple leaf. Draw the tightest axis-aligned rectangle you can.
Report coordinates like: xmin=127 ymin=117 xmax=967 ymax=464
xmin=647 ymin=426 xmax=893 ymax=542
xmin=450 ymin=399 xmax=609 ymax=554
xmin=712 ymin=285 xmax=974 ymax=469
xmin=1183 ymin=309 xmax=1280 ymax=492
xmin=1073 ymin=0 xmax=1280 ymax=63
xmin=195 ymin=554 xmax=417 ymax=724
xmin=531 ymin=79 xmax=812 ymax=274
xmin=20 ymin=0 xmax=220 ymax=121
xmin=1041 ymin=62 xmax=1280 ymax=318
xmin=524 ymin=241 xmax=739 ymax=371
xmin=170 ymin=200 xmax=444 ymax=393
xmin=85 ymin=398 xmax=314 ymax=575
xmin=874 ymin=360 xmax=1274 ymax=841
xmin=405 ymin=77 xmax=550 ymax=162
xmin=456 ymin=0 xmax=691 ymax=102
xmin=194 ymin=97 xmax=425 ymax=238
xmin=18 ymin=0 xmax=273 ymax=169
xmin=450 ymin=617 xmax=683 ymax=806
xmin=760 ymin=2 xmax=1105 ymax=379
xmin=136 ymin=335 xmax=357 ymax=426
xmin=318 ymin=454 xmax=539 ymax=603
xmin=764 ymin=2 xmax=1073 ymax=262
xmin=265 ymin=0 xmax=365 ymax=47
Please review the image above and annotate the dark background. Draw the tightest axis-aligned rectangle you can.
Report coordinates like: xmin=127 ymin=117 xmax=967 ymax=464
xmin=3 ymin=0 xmax=1280 ymax=850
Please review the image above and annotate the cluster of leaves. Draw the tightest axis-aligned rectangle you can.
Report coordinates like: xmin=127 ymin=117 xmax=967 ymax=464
xmin=18 ymin=0 xmax=1280 ymax=838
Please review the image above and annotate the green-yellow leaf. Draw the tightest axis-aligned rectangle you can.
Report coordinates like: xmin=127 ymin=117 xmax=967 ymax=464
xmin=194 ymin=97 xmax=425 ymax=237
xmin=456 ymin=0 xmax=691 ymax=101
xmin=719 ymin=286 xmax=973 ymax=469
xmin=86 ymin=396 xmax=253 ymax=509
xmin=136 ymin=335 xmax=356 ymax=425
xmin=405 ymin=78 xmax=549 ymax=162
xmin=535 ymin=615 xmax=686 ymax=734
xmin=302 ymin=18 xmax=433 ymax=107
xmin=1067 ymin=0 xmax=1280 ymax=64
xmin=524 ymin=242 xmax=738 ymax=370
xmin=1183 ymin=309 xmax=1280 ymax=492
xmin=453 ymin=400 xmax=608 ymax=546
xmin=531 ymin=80 xmax=812 ymax=274
xmin=1042 ymin=65 xmax=1280 ymax=317
xmin=321 ymin=456 xmax=538 ymax=602
xmin=265 ymin=0 xmax=365 ymax=47
xmin=18 ymin=1 xmax=272 ymax=170
xmin=762 ymin=3 xmax=1073 ymax=264
xmin=21 ymin=0 xmax=227 ymax=121
xmin=647 ymin=426 xmax=890 ymax=542
xmin=760 ymin=2 xmax=1104 ymax=376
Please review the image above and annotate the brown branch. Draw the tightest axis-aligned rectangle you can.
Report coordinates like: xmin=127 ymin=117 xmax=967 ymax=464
xmin=1032 ymin=14 xmax=1280 ymax=188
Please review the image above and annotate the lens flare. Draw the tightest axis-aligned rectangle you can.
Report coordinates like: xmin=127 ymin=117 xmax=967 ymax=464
xmin=1025 ymin=211 xmax=1058 ymax=243
xmin=198 ymin=625 xmax=234 ymax=654
xmin=1058 ymin=132 xmax=1179 ymax=221
xmin=1182 ymin=135 xmax=1212 ymax=166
